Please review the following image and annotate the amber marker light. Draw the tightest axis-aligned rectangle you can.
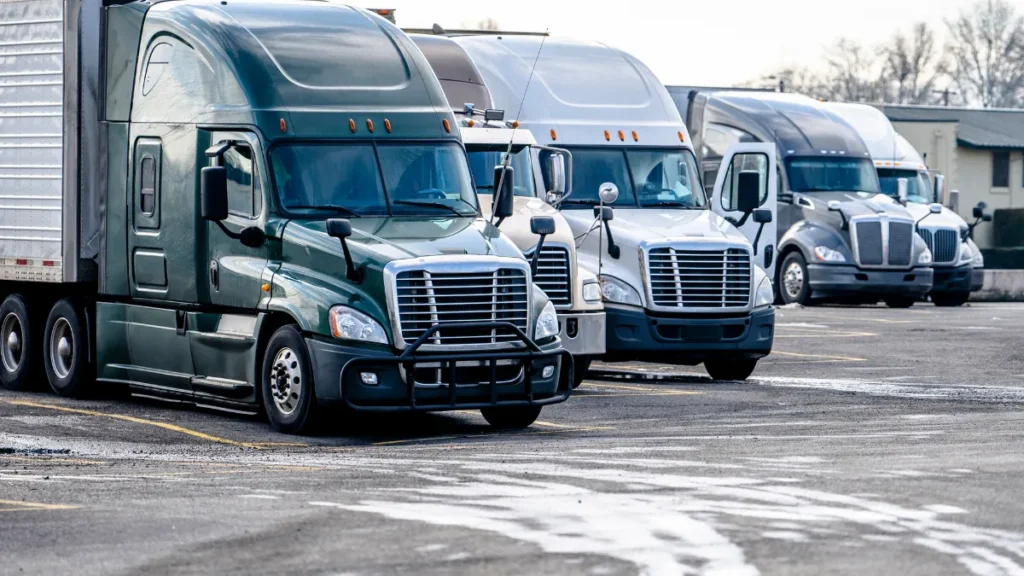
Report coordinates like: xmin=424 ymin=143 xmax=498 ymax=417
xmin=632 ymin=130 xmax=638 ymax=142
xmin=279 ymin=118 xmax=287 ymax=133
xmin=384 ymin=119 xmax=392 ymax=133
xmin=366 ymin=119 xmax=374 ymax=133
xmin=349 ymin=119 xmax=356 ymax=133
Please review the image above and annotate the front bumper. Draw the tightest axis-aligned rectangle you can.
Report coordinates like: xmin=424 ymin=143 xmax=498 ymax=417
xmin=601 ymin=304 xmax=775 ymax=365
xmin=307 ymin=322 xmax=571 ymax=412
xmin=557 ymin=310 xmax=606 ymax=357
xmin=971 ymin=267 xmax=985 ymax=292
xmin=931 ymin=263 xmax=973 ymax=295
xmin=807 ymin=264 xmax=933 ymax=298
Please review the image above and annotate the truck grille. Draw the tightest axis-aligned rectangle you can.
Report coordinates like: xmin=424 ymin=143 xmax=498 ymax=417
xmin=918 ymin=228 xmax=958 ymax=265
xmin=394 ymin=268 xmax=529 ymax=347
xmin=526 ymin=245 xmax=572 ymax=308
xmin=852 ymin=218 xmax=914 ymax=268
xmin=646 ymin=247 xmax=751 ymax=309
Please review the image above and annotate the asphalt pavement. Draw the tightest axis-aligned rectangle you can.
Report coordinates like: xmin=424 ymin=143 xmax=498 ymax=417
xmin=2 ymin=302 xmax=1023 ymax=576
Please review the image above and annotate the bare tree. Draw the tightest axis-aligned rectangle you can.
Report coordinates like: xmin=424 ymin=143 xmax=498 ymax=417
xmin=819 ymin=38 xmax=885 ymax=103
xmin=945 ymin=0 xmax=1024 ymax=108
xmin=879 ymin=23 xmax=945 ymax=104
xmin=477 ymin=17 xmax=500 ymax=31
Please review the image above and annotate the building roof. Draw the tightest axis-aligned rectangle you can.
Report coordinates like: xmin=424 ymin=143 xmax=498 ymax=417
xmin=878 ymin=104 xmax=1024 ymax=150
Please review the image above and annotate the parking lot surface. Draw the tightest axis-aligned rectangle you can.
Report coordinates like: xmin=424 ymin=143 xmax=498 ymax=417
xmin=2 ymin=303 xmax=1023 ymax=575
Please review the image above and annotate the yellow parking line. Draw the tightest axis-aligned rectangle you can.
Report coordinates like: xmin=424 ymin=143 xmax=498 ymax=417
xmin=533 ymin=420 xmax=574 ymax=429
xmin=3 ymin=399 xmax=304 ymax=450
xmin=0 ymin=498 xmax=79 ymax=512
xmin=580 ymin=391 xmax=703 ymax=398
xmin=771 ymin=350 xmax=866 ymax=362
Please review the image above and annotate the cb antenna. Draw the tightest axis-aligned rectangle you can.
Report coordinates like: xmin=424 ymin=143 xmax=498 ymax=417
xmin=491 ymin=29 xmax=549 ymax=225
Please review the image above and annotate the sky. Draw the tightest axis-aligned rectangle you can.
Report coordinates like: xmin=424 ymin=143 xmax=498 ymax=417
xmin=349 ymin=0 xmax=983 ymax=86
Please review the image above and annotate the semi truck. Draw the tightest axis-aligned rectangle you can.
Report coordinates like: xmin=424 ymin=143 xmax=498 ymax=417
xmin=826 ymin=103 xmax=985 ymax=306
xmin=409 ymin=32 xmax=605 ymax=387
xmin=681 ymin=90 xmax=935 ymax=308
xmin=0 ymin=0 xmax=571 ymax=434
xmin=444 ymin=33 xmax=776 ymax=381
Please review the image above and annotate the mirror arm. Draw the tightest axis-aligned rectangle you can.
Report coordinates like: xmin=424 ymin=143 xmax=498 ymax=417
xmin=733 ymin=211 xmax=751 ymax=227
xmin=531 ymin=235 xmax=547 ymax=276
xmin=495 ymin=216 xmax=505 ymax=228
xmin=337 ymin=237 xmax=362 ymax=283
xmin=213 ymin=221 xmax=265 ymax=249
xmin=752 ymin=223 xmax=765 ymax=256
xmin=603 ymin=221 xmax=620 ymax=259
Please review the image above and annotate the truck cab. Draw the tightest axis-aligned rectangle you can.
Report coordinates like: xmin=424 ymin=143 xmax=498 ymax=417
xmin=408 ymin=33 xmax=605 ymax=386
xmin=683 ymin=91 xmax=935 ymax=308
xmin=826 ymin=103 xmax=985 ymax=306
xmin=0 ymin=0 xmax=569 ymax=434
xmin=447 ymin=34 xmax=775 ymax=381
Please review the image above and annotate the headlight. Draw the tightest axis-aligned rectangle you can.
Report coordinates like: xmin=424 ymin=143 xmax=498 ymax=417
xmin=813 ymin=245 xmax=846 ymax=263
xmin=329 ymin=305 xmax=388 ymax=345
xmin=918 ymin=248 xmax=933 ymax=265
xmin=958 ymin=242 xmax=974 ymax=264
xmin=973 ymin=250 xmax=984 ymax=268
xmin=754 ymin=269 xmax=773 ymax=308
xmin=582 ymin=280 xmax=602 ymax=302
xmin=535 ymin=301 xmax=558 ymax=340
xmin=599 ymin=275 xmax=642 ymax=306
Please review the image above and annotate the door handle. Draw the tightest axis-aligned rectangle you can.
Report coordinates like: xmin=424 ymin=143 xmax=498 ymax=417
xmin=209 ymin=260 xmax=219 ymax=291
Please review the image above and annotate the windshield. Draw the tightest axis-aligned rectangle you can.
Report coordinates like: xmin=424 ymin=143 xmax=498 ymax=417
xmin=271 ymin=142 xmax=479 ymax=217
xmin=466 ymin=146 xmax=536 ymax=198
xmin=553 ymin=147 xmax=705 ymax=209
xmin=877 ymin=168 xmax=935 ymax=204
xmin=785 ymin=157 xmax=880 ymax=194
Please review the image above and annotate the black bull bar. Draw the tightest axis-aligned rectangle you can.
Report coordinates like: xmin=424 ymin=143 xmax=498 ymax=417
xmin=339 ymin=321 xmax=574 ymax=411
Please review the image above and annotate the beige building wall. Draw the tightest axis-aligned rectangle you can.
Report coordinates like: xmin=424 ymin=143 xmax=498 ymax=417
xmin=891 ymin=120 xmax=957 ymax=189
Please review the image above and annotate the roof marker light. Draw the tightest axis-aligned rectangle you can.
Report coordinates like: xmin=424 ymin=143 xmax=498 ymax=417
xmin=617 ymin=130 xmax=624 ymax=141
xmin=604 ymin=130 xmax=610 ymax=141
xmin=443 ymin=118 xmax=451 ymax=133
xmin=384 ymin=119 xmax=392 ymax=133
xmin=632 ymin=130 xmax=638 ymax=142
xmin=550 ymin=129 xmax=557 ymax=141
xmin=678 ymin=131 xmax=685 ymax=142
xmin=511 ymin=121 xmax=520 ymax=129
xmin=366 ymin=119 xmax=374 ymax=133
xmin=467 ymin=119 xmax=476 ymax=127
xmin=279 ymin=118 xmax=287 ymax=133
xmin=349 ymin=119 xmax=356 ymax=133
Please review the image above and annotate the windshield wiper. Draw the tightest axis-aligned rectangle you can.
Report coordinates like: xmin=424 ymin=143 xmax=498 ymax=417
xmin=643 ymin=201 xmax=703 ymax=209
xmin=558 ymin=199 xmax=597 ymax=206
xmin=286 ymin=204 xmax=363 ymax=218
xmin=393 ymin=199 xmax=476 ymax=217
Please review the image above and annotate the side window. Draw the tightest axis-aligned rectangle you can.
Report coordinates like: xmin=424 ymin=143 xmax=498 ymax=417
xmin=992 ymin=150 xmax=1010 ymax=188
xmin=721 ymin=153 xmax=770 ymax=211
xmin=141 ymin=42 xmax=174 ymax=96
xmin=224 ymin=145 xmax=259 ymax=218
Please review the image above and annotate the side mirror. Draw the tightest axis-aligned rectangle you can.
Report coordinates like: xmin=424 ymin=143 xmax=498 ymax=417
xmin=972 ymin=206 xmax=984 ymax=219
xmin=200 ymin=166 xmax=228 ymax=222
xmin=935 ymin=174 xmax=946 ymax=205
xmin=493 ymin=165 xmax=515 ymax=222
xmin=594 ymin=205 xmax=614 ymax=222
xmin=326 ymin=218 xmax=360 ymax=282
xmin=897 ymin=177 xmax=909 ymax=205
xmin=827 ymin=200 xmax=848 ymax=229
xmin=529 ymin=216 xmax=556 ymax=275
xmin=949 ymin=190 xmax=960 ymax=213
xmin=752 ymin=208 xmax=772 ymax=224
xmin=929 ymin=203 xmax=942 ymax=214
xmin=547 ymin=154 xmax=566 ymax=197
xmin=598 ymin=182 xmax=619 ymax=205
xmin=736 ymin=170 xmax=761 ymax=214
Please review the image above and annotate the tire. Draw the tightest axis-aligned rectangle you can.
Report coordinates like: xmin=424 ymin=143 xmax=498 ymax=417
xmin=0 ymin=294 xmax=35 ymax=391
xmin=481 ymin=405 xmax=542 ymax=429
xmin=704 ymin=356 xmax=758 ymax=381
xmin=571 ymin=356 xmax=592 ymax=389
xmin=932 ymin=292 xmax=970 ymax=307
xmin=883 ymin=296 xmax=916 ymax=309
xmin=43 ymin=299 xmax=91 ymax=398
xmin=261 ymin=325 xmax=322 ymax=435
xmin=779 ymin=252 xmax=810 ymax=305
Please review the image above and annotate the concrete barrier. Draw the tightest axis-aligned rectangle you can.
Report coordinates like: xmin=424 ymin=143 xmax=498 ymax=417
xmin=970 ymin=270 xmax=1024 ymax=302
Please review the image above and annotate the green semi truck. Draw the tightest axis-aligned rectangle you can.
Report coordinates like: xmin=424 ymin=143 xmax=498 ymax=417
xmin=0 ymin=0 xmax=570 ymax=434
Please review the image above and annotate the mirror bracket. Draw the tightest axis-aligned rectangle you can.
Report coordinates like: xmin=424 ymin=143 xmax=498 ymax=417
xmin=213 ymin=222 xmax=265 ymax=248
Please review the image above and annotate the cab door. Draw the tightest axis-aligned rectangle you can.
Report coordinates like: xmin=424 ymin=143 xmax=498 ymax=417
xmin=710 ymin=143 xmax=778 ymax=280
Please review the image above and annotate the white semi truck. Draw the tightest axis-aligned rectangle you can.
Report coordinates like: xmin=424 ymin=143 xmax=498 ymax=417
xmin=445 ymin=33 xmax=776 ymax=380
xmin=827 ymin=103 xmax=986 ymax=305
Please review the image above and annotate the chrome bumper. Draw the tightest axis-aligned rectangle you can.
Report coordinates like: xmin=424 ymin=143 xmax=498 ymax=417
xmin=557 ymin=311 xmax=606 ymax=357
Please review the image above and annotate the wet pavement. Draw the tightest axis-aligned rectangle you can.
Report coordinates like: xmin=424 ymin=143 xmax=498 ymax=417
xmin=1 ymin=302 xmax=1023 ymax=575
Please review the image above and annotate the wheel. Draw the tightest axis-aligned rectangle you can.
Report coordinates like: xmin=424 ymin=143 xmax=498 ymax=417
xmin=932 ymin=292 xmax=970 ymax=307
xmin=0 ymin=294 xmax=35 ymax=391
xmin=779 ymin=252 xmax=810 ymax=305
xmin=261 ymin=325 xmax=322 ymax=435
xmin=43 ymin=299 xmax=90 ymax=397
xmin=883 ymin=296 xmax=916 ymax=309
xmin=571 ymin=356 xmax=592 ymax=389
xmin=481 ymin=405 xmax=542 ymax=429
xmin=704 ymin=356 xmax=758 ymax=381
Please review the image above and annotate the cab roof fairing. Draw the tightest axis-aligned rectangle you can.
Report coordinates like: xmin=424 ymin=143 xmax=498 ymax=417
xmin=457 ymin=124 xmax=538 ymax=147
xmin=452 ymin=35 xmax=692 ymax=149
xmin=701 ymin=92 xmax=873 ymax=160
xmin=134 ymin=0 xmax=457 ymax=142
xmin=826 ymin=102 xmax=926 ymax=166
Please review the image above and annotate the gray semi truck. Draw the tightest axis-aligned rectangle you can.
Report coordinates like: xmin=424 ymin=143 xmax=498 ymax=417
xmin=0 ymin=0 xmax=570 ymax=434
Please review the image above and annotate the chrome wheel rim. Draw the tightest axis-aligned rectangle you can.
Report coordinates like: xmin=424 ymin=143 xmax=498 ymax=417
xmin=1 ymin=312 xmax=23 ymax=374
xmin=49 ymin=318 xmax=74 ymax=380
xmin=269 ymin=347 xmax=302 ymax=416
xmin=783 ymin=262 xmax=804 ymax=300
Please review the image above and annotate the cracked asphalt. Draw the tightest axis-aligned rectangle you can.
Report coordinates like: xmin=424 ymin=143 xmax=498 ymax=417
xmin=1 ymin=302 xmax=1023 ymax=576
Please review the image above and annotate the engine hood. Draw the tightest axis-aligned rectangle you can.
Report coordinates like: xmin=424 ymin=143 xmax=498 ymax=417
xmin=561 ymin=208 xmax=750 ymax=245
xmin=902 ymin=202 xmax=969 ymax=229
xmin=799 ymin=191 xmax=916 ymax=220
xmin=478 ymin=195 xmax=576 ymax=252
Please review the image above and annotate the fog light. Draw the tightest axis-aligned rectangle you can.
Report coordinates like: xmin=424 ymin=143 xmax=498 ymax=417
xmin=360 ymin=372 xmax=378 ymax=386
xmin=542 ymin=365 xmax=555 ymax=379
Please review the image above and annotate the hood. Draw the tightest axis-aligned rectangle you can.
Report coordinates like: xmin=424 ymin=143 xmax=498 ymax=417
xmin=561 ymin=208 xmax=749 ymax=246
xmin=902 ymin=202 xmax=969 ymax=229
xmin=478 ymin=195 xmax=575 ymax=252
xmin=797 ymin=191 xmax=917 ymax=220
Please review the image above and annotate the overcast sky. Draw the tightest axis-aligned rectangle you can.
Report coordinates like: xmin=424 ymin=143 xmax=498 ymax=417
xmin=351 ymin=0 xmax=980 ymax=86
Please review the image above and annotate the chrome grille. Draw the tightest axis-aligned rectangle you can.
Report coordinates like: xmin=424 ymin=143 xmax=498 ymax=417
xmin=646 ymin=247 xmax=751 ymax=309
xmin=852 ymin=217 xmax=915 ymax=268
xmin=526 ymin=244 xmax=572 ymax=308
xmin=394 ymin=268 xmax=529 ymax=347
xmin=919 ymin=228 xmax=958 ymax=265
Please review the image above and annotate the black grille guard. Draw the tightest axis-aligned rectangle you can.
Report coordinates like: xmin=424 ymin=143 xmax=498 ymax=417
xmin=339 ymin=321 xmax=573 ymax=411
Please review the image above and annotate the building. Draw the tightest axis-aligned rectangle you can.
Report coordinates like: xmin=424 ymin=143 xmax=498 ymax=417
xmin=877 ymin=105 xmax=1024 ymax=250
